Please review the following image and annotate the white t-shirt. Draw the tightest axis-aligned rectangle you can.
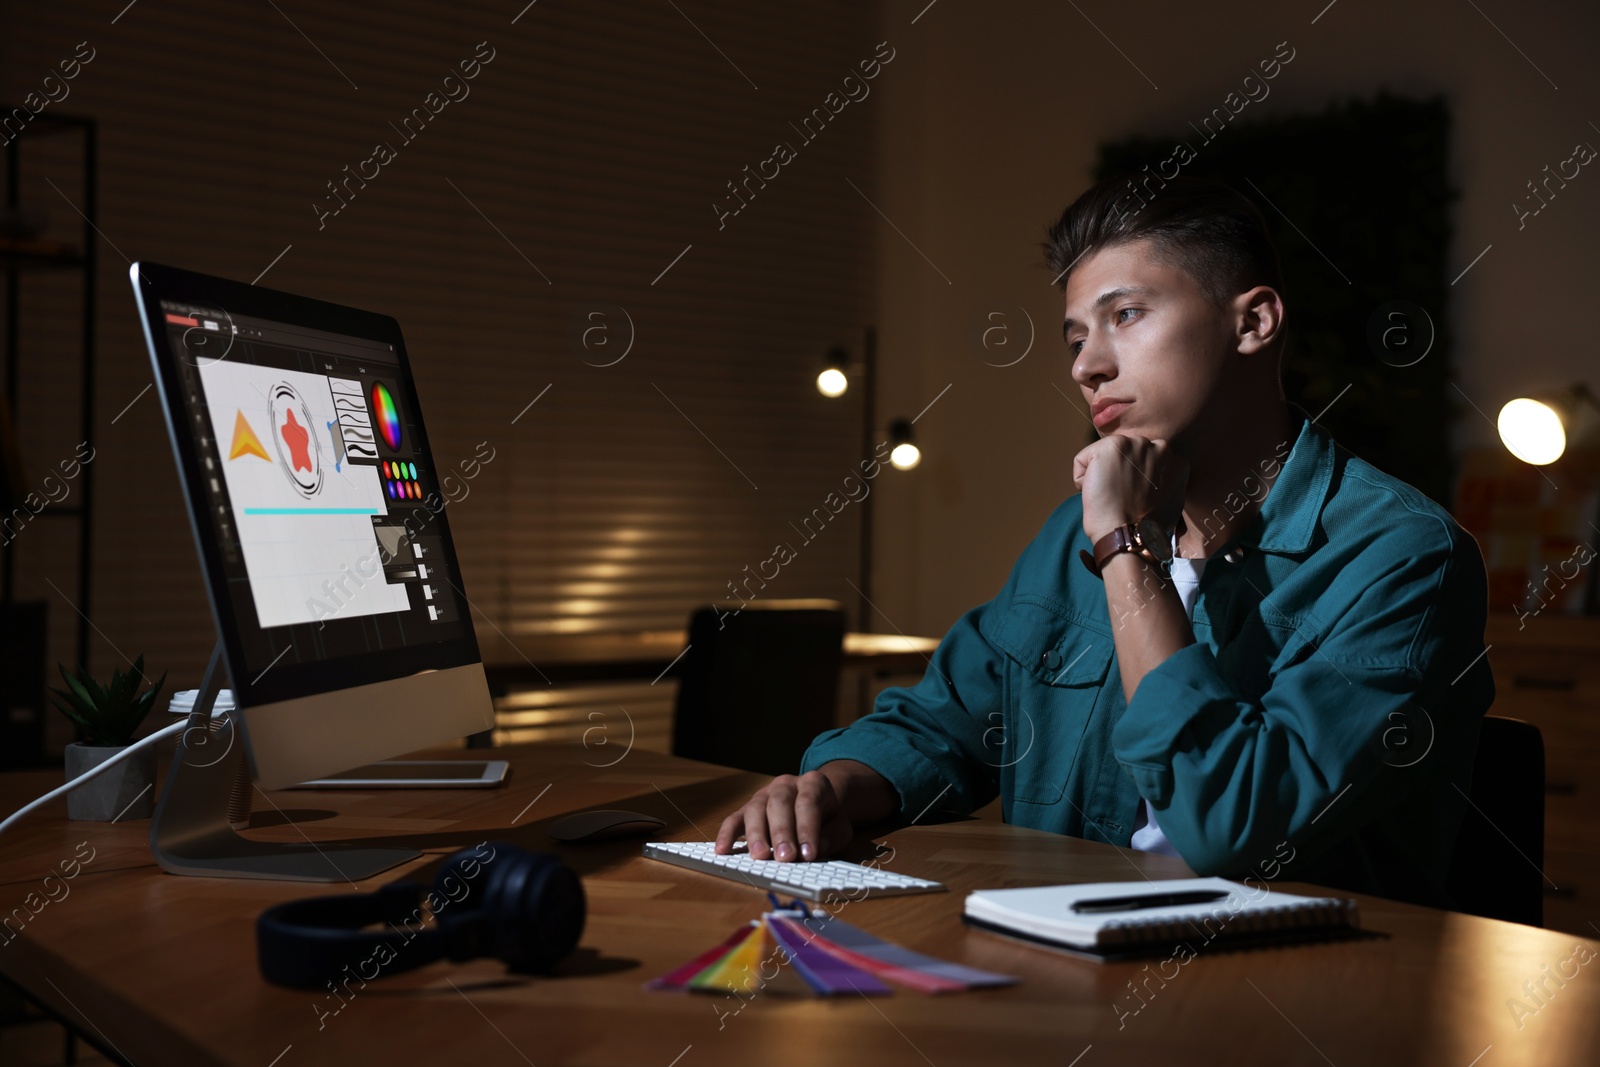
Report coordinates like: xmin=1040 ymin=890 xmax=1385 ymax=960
xmin=1128 ymin=533 xmax=1208 ymax=858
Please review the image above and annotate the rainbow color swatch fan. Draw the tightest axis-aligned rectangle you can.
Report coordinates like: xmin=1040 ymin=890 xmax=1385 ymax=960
xmin=646 ymin=896 xmax=1014 ymax=999
xmin=370 ymin=382 xmax=402 ymax=451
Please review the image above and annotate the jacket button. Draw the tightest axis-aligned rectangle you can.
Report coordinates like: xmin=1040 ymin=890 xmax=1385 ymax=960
xmin=1041 ymin=650 xmax=1062 ymax=671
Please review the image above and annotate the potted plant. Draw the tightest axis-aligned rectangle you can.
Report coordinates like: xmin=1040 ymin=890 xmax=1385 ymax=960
xmin=51 ymin=656 xmax=166 ymax=821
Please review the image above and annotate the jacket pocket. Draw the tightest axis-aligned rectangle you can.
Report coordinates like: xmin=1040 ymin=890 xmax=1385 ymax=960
xmin=984 ymin=597 xmax=1114 ymax=804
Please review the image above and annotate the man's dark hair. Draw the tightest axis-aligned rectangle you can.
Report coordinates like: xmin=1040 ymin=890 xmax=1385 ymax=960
xmin=1043 ymin=174 xmax=1285 ymax=312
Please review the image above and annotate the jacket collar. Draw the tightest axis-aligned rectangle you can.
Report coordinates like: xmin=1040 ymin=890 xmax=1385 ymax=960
xmin=1223 ymin=402 xmax=1335 ymax=557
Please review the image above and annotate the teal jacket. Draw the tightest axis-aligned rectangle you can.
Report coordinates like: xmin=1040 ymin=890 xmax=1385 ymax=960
xmin=802 ymin=408 xmax=1496 ymax=906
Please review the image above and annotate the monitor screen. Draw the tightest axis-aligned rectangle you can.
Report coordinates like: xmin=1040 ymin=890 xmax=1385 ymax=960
xmin=132 ymin=263 xmax=484 ymax=711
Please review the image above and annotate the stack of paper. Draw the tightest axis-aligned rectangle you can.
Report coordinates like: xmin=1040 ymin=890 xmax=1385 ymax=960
xmin=646 ymin=896 xmax=1016 ymax=997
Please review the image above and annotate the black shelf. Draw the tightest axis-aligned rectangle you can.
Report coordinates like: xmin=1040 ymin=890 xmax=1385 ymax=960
xmin=3 ymin=110 xmax=96 ymax=683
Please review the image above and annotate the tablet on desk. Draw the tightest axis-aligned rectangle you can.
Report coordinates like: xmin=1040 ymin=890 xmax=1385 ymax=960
xmin=293 ymin=760 xmax=509 ymax=789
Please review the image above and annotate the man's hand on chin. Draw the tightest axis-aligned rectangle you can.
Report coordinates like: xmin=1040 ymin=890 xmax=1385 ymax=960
xmin=1072 ymin=433 xmax=1189 ymax=542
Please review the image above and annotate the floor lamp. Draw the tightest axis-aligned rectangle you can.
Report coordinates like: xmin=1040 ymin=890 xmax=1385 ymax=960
xmin=818 ymin=330 xmax=922 ymax=715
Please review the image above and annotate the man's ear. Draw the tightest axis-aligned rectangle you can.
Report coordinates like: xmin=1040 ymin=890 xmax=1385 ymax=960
xmin=1234 ymin=285 xmax=1285 ymax=355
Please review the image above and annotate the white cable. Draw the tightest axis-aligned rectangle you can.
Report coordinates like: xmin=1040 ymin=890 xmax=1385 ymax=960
xmin=0 ymin=719 xmax=188 ymax=837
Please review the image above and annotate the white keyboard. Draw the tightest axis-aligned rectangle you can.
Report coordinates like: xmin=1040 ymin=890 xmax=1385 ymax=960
xmin=642 ymin=840 xmax=946 ymax=901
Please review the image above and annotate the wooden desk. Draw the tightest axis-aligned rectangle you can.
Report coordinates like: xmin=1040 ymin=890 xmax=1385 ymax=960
xmin=3 ymin=743 xmax=1598 ymax=1066
xmin=479 ymin=630 xmax=940 ymax=688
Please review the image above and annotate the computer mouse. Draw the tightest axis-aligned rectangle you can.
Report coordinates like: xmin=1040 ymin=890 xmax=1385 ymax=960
xmin=546 ymin=808 xmax=666 ymax=843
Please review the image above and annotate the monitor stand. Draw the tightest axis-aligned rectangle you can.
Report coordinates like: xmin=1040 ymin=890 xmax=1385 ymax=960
xmin=148 ymin=642 xmax=421 ymax=881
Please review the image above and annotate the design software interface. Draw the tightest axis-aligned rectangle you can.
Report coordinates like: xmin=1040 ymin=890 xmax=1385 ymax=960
xmin=158 ymin=302 xmax=472 ymax=684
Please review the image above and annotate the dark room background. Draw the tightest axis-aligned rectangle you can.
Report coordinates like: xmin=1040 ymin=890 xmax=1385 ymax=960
xmin=4 ymin=0 xmax=1599 ymax=756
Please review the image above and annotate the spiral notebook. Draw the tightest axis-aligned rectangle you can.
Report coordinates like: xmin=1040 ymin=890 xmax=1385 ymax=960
xmin=963 ymin=877 xmax=1361 ymax=962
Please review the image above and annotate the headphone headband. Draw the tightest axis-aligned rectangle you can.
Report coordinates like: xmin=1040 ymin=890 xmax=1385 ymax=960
xmin=257 ymin=843 xmax=584 ymax=989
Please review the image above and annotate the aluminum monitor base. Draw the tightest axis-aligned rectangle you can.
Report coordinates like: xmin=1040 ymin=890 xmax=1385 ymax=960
xmin=148 ymin=643 xmax=419 ymax=882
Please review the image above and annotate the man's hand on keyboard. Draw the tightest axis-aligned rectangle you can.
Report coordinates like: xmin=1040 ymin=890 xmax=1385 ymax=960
xmin=715 ymin=770 xmax=852 ymax=862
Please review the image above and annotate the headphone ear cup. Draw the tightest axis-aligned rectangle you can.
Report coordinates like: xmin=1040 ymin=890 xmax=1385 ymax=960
xmin=435 ymin=842 xmax=586 ymax=974
xmin=495 ymin=848 xmax=587 ymax=974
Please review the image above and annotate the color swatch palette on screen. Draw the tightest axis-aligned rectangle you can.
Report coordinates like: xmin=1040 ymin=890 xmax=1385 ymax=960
xmin=381 ymin=460 xmax=420 ymax=500
xmin=645 ymin=896 xmax=1014 ymax=997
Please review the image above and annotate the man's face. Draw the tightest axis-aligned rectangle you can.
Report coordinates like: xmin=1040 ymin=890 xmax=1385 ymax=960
xmin=1063 ymin=238 xmax=1235 ymax=447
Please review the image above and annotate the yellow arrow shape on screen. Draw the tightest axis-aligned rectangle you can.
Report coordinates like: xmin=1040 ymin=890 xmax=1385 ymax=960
xmin=229 ymin=410 xmax=270 ymax=461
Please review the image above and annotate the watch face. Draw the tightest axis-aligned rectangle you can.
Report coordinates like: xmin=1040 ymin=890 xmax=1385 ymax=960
xmin=1137 ymin=519 xmax=1173 ymax=562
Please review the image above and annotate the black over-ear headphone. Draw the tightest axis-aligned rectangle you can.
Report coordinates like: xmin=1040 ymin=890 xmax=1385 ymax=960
xmin=257 ymin=842 xmax=585 ymax=989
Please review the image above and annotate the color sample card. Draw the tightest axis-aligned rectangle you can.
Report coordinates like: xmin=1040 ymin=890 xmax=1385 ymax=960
xmin=645 ymin=898 xmax=1015 ymax=998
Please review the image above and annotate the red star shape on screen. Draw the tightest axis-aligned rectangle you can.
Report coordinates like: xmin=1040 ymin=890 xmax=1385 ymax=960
xmin=280 ymin=408 xmax=313 ymax=472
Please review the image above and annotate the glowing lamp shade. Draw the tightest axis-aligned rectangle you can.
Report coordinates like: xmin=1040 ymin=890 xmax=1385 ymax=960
xmin=1498 ymin=397 xmax=1567 ymax=465
xmin=816 ymin=367 xmax=848 ymax=398
xmin=889 ymin=442 xmax=921 ymax=471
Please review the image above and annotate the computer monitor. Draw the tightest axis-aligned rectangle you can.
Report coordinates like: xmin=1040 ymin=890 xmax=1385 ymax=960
xmin=130 ymin=261 xmax=495 ymax=879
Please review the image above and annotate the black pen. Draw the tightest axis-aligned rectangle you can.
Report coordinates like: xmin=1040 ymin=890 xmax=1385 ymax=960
xmin=1070 ymin=889 xmax=1230 ymax=914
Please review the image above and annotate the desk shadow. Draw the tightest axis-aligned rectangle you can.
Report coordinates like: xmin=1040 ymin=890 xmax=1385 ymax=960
xmin=1156 ymin=926 xmax=1390 ymax=958
xmin=902 ymin=809 xmax=980 ymax=827
xmin=248 ymin=808 xmax=338 ymax=828
xmin=358 ymin=948 xmax=639 ymax=994
xmin=546 ymin=946 xmax=639 ymax=978
xmin=279 ymin=771 xmax=763 ymax=882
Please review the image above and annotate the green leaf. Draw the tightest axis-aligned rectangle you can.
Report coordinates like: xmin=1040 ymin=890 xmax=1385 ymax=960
xmin=108 ymin=670 xmax=164 ymax=746
xmin=57 ymin=665 xmax=98 ymax=716
xmin=49 ymin=689 xmax=96 ymax=736
xmin=108 ymin=659 xmax=138 ymax=708
xmin=48 ymin=657 xmax=167 ymax=746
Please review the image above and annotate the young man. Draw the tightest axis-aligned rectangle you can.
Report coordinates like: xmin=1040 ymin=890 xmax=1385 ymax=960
xmin=715 ymin=175 xmax=1495 ymax=907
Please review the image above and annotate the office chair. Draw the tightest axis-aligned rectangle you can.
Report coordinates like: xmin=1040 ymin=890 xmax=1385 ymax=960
xmin=670 ymin=599 xmax=847 ymax=776
xmin=1445 ymin=715 xmax=1545 ymax=927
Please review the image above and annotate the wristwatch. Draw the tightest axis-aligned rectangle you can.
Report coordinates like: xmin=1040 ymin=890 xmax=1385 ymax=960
xmin=1079 ymin=518 xmax=1173 ymax=578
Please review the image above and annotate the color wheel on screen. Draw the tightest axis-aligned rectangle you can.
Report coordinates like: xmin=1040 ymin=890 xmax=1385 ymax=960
xmin=371 ymin=382 xmax=402 ymax=451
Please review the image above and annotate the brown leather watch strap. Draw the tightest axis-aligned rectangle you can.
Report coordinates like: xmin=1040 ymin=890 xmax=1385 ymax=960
xmin=1094 ymin=525 xmax=1141 ymax=572
xmin=1079 ymin=519 xmax=1177 ymax=579
xmin=1079 ymin=523 xmax=1140 ymax=578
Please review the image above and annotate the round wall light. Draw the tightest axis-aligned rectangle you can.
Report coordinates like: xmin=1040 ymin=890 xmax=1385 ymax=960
xmin=888 ymin=418 xmax=920 ymax=471
xmin=1497 ymin=384 xmax=1599 ymax=466
xmin=816 ymin=345 xmax=851 ymax=398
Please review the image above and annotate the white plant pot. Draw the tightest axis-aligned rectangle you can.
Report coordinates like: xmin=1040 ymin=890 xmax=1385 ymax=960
xmin=64 ymin=742 xmax=156 ymax=821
